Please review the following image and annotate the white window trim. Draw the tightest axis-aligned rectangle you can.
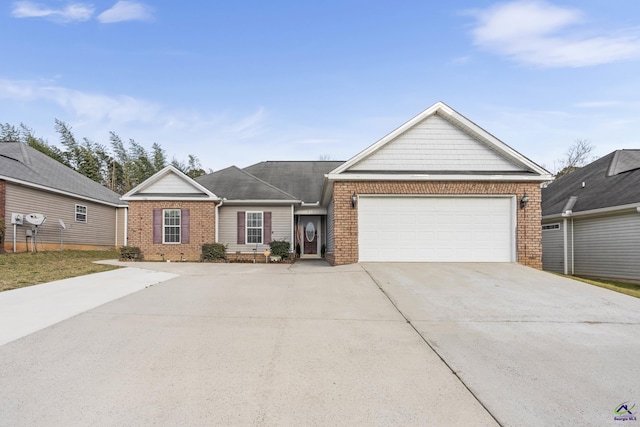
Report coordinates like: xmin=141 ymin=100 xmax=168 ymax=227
xmin=163 ymin=209 xmax=181 ymax=244
xmin=246 ymin=211 xmax=263 ymax=245
xmin=75 ymin=204 xmax=87 ymax=223
xmin=542 ymin=223 xmax=560 ymax=231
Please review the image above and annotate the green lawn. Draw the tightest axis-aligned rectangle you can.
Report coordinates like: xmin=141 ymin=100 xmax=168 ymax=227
xmin=565 ymin=275 xmax=640 ymax=299
xmin=0 ymin=250 xmax=120 ymax=292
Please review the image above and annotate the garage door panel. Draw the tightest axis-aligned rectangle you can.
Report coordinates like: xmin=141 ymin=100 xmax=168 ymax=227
xmin=358 ymin=197 xmax=513 ymax=262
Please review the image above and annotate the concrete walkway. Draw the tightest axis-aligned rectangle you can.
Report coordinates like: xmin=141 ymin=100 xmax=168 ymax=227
xmin=0 ymin=266 xmax=177 ymax=346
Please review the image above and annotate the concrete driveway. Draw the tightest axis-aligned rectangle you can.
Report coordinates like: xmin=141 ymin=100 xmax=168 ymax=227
xmin=0 ymin=261 xmax=497 ymax=426
xmin=362 ymin=263 xmax=640 ymax=426
xmin=1 ymin=261 xmax=638 ymax=426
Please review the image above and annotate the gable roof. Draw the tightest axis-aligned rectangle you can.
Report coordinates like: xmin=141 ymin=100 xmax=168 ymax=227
xmin=195 ymin=166 xmax=299 ymax=202
xmin=121 ymin=165 xmax=217 ymax=201
xmin=243 ymin=161 xmax=345 ymax=203
xmin=0 ymin=142 xmax=125 ymax=206
xmin=542 ymin=150 xmax=640 ymax=217
xmin=329 ymin=101 xmax=551 ymax=181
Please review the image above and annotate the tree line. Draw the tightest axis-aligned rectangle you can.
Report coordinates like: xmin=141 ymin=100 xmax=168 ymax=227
xmin=0 ymin=121 xmax=207 ymax=195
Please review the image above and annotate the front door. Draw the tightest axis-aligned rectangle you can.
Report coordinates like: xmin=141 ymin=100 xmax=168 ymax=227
xmin=302 ymin=216 xmax=320 ymax=257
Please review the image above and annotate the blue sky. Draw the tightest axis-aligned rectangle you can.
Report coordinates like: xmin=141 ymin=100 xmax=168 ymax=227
xmin=1 ymin=0 xmax=640 ymax=172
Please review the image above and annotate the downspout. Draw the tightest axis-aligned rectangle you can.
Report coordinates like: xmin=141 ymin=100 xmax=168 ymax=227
xmin=115 ymin=209 xmax=118 ymax=248
xmin=291 ymin=205 xmax=294 ymax=250
xmin=124 ymin=207 xmax=128 ymax=246
xmin=562 ymin=218 xmax=568 ymax=275
xmin=215 ymin=198 xmax=225 ymax=242
xmin=570 ymin=218 xmax=574 ymax=275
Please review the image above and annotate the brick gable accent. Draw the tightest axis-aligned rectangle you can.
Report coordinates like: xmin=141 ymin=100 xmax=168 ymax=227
xmin=127 ymin=200 xmax=216 ymax=261
xmin=330 ymin=181 xmax=542 ymax=269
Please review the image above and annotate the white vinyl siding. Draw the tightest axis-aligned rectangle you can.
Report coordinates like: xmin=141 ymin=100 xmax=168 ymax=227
xmin=573 ymin=212 xmax=640 ymax=281
xmin=358 ymin=196 xmax=514 ymax=262
xmin=143 ymin=172 xmax=205 ymax=194
xmin=542 ymin=221 xmax=565 ymax=273
xmin=5 ymin=183 xmax=118 ymax=248
xmin=219 ymin=205 xmax=292 ymax=253
xmin=350 ymin=114 xmax=522 ymax=172
xmin=163 ymin=209 xmax=181 ymax=243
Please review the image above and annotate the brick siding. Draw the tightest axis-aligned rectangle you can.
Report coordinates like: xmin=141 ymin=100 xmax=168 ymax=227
xmin=330 ymin=181 xmax=542 ymax=269
xmin=128 ymin=200 xmax=216 ymax=261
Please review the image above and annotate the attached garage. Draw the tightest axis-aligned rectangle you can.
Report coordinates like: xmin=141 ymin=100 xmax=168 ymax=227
xmin=358 ymin=196 xmax=516 ymax=262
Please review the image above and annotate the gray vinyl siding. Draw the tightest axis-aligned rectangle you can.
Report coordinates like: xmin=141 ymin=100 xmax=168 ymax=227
xmin=5 ymin=183 xmax=118 ymax=247
xmin=219 ymin=205 xmax=293 ymax=253
xmin=542 ymin=222 xmax=564 ymax=273
xmin=327 ymin=200 xmax=335 ymax=253
xmin=573 ymin=212 xmax=640 ymax=281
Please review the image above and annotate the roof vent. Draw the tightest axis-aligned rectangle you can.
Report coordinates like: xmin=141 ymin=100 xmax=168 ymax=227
xmin=582 ymin=181 xmax=585 ymax=188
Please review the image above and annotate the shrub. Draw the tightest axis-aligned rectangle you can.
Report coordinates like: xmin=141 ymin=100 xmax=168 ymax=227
xmin=269 ymin=240 xmax=291 ymax=259
xmin=120 ymin=246 xmax=142 ymax=261
xmin=201 ymin=243 xmax=227 ymax=261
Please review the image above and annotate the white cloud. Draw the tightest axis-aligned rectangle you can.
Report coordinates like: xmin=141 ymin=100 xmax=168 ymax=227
xmin=469 ymin=1 xmax=640 ymax=67
xmin=97 ymin=1 xmax=153 ymax=23
xmin=11 ymin=1 xmax=94 ymax=22
xmin=0 ymin=78 xmax=273 ymax=170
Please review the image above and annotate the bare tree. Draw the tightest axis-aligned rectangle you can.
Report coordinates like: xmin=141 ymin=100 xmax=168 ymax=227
xmin=554 ymin=138 xmax=596 ymax=178
xmin=318 ymin=154 xmax=334 ymax=161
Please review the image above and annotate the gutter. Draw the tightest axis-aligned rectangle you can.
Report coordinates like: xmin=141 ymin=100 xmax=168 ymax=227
xmin=325 ymin=173 xmax=553 ymax=182
xmin=544 ymin=202 xmax=640 ymax=220
xmin=1 ymin=175 xmax=127 ymax=208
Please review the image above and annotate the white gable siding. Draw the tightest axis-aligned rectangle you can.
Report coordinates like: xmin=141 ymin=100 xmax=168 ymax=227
xmin=349 ymin=114 xmax=523 ymax=172
xmin=573 ymin=212 xmax=640 ymax=281
xmin=219 ymin=205 xmax=293 ymax=254
xmin=144 ymin=173 xmax=204 ymax=194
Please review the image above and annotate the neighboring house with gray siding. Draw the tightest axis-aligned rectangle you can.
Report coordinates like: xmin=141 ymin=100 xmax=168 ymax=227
xmin=0 ymin=142 xmax=127 ymax=252
xmin=542 ymin=150 xmax=640 ymax=281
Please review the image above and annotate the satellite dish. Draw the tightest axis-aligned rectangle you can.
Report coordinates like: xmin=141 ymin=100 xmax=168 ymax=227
xmin=26 ymin=213 xmax=46 ymax=226
xmin=59 ymin=219 xmax=66 ymax=229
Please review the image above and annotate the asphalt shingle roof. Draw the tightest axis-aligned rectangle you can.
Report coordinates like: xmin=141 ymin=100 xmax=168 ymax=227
xmin=542 ymin=150 xmax=640 ymax=216
xmin=195 ymin=166 xmax=298 ymax=200
xmin=0 ymin=142 xmax=124 ymax=206
xmin=243 ymin=161 xmax=345 ymax=203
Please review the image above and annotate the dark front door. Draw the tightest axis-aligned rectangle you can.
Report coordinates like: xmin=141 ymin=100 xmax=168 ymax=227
xmin=303 ymin=218 xmax=318 ymax=255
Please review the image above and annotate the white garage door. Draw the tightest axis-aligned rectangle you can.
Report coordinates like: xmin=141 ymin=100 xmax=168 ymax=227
xmin=358 ymin=196 xmax=514 ymax=262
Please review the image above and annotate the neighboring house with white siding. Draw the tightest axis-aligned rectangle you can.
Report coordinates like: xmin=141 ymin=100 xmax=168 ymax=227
xmin=542 ymin=150 xmax=640 ymax=282
xmin=0 ymin=142 xmax=127 ymax=253
xmin=123 ymin=101 xmax=551 ymax=266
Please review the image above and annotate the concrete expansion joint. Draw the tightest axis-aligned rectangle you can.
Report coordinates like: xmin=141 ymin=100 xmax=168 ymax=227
xmin=360 ymin=265 xmax=503 ymax=427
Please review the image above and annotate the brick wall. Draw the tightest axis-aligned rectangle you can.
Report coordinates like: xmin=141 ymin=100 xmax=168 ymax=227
xmin=127 ymin=200 xmax=216 ymax=261
xmin=331 ymin=181 xmax=542 ymax=269
xmin=0 ymin=180 xmax=5 ymax=253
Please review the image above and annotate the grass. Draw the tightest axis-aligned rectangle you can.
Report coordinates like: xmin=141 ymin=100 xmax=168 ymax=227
xmin=0 ymin=250 xmax=121 ymax=292
xmin=564 ymin=275 xmax=640 ymax=299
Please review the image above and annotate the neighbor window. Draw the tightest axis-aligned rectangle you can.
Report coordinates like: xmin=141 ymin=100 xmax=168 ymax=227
xmin=75 ymin=204 xmax=87 ymax=223
xmin=163 ymin=209 xmax=181 ymax=243
xmin=542 ymin=223 xmax=560 ymax=230
xmin=246 ymin=211 xmax=263 ymax=244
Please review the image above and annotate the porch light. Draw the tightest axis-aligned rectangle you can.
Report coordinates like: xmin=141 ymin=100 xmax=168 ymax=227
xmin=520 ymin=193 xmax=529 ymax=210
xmin=351 ymin=192 xmax=357 ymax=208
